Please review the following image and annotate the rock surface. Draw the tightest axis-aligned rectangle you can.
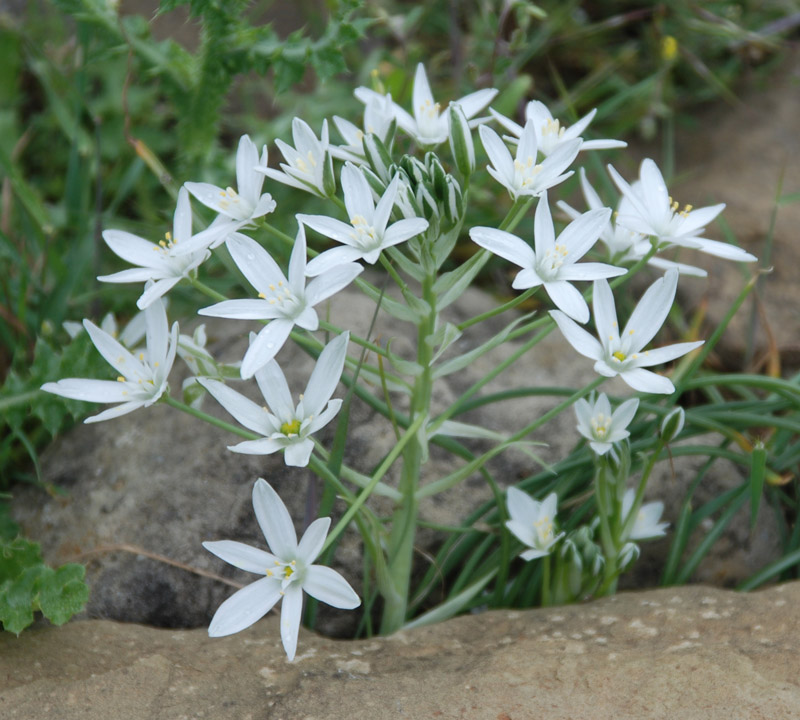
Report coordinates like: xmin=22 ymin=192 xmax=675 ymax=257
xmin=3 ymin=583 xmax=800 ymax=719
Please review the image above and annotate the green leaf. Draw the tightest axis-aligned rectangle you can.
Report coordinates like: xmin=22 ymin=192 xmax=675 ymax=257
xmin=432 ymin=249 xmax=490 ymax=311
xmin=38 ymin=564 xmax=89 ymax=626
xmin=749 ymin=442 xmax=767 ymax=531
xmin=433 ymin=312 xmax=535 ymax=379
xmin=0 ymin=566 xmax=44 ymax=634
xmin=0 ymin=536 xmax=43 ymax=582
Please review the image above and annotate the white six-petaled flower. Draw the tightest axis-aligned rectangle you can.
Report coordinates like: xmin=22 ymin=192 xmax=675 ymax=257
xmin=621 ymin=488 xmax=669 ymax=541
xmin=608 ymin=158 xmax=756 ymax=262
xmin=491 ymin=100 xmax=627 ymax=157
xmin=574 ymin=393 xmax=639 ymax=455
xmin=41 ymin=293 xmax=178 ymax=422
xmin=505 ymin=487 xmax=565 ymax=561
xmin=98 ymin=187 xmax=212 ymax=309
xmin=356 ymin=62 xmax=497 ymax=147
xmin=197 ymin=332 xmax=349 ymax=467
xmin=198 ymin=229 xmax=362 ymax=378
xmin=479 ymin=120 xmax=580 ymax=200
xmin=469 ymin=191 xmax=624 ymax=323
xmin=557 ymin=169 xmax=708 ymax=277
xmin=180 ymin=135 xmax=277 ymax=254
xmin=257 ymin=118 xmax=333 ymax=198
xmin=298 ymin=164 xmax=429 ymax=276
xmin=550 ymin=268 xmax=704 ymax=394
xmin=203 ymin=478 xmax=360 ymax=661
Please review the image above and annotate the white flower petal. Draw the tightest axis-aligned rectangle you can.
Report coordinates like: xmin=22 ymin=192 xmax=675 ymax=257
xmin=198 ymin=378 xmax=271 ymax=435
xmin=279 ymin=584 xmax=304 ymax=661
xmin=469 ymin=227 xmax=535 ymax=269
xmin=254 ymin=360 xmax=294 ymax=422
xmin=202 ymin=540 xmax=275 ymax=574
xmin=241 ymin=320 xmax=294 ymax=379
xmin=207 ymin=576 xmax=281 ymax=637
xmin=297 ymin=517 xmax=331 ymax=565
xmin=283 ymin=439 xmax=314 ymax=467
xmin=253 ymin=478 xmax=298 ymax=558
xmin=304 ymin=565 xmax=361 ymax=609
xmin=227 ymin=234 xmax=287 ymax=296
xmin=545 ymin=280 xmax=589 ymax=323
xmin=550 ymin=310 xmax=603 ymax=360
xmin=620 ymin=367 xmax=675 ymax=394
xmin=305 ymin=246 xmax=366 ymax=277
xmin=302 ymin=333 xmax=348 ymax=417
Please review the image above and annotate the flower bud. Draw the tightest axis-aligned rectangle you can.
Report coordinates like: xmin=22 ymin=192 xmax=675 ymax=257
xmin=448 ymin=103 xmax=475 ymax=176
xmin=425 ymin=152 xmax=448 ymax=200
xmin=660 ymin=406 xmax=685 ymax=443
xmin=322 ymin=150 xmax=336 ymax=198
xmin=443 ymin=175 xmax=463 ymax=225
xmin=400 ymin=155 xmax=428 ymax=186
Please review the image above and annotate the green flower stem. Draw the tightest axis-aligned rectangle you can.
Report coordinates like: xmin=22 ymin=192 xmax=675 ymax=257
xmin=593 ymin=457 xmax=617 ymax=586
xmin=188 ymin=276 xmax=228 ymax=303
xmin=261 ymin=220 xmax=301 ymax=249
xmin=161 ymin=395 xmax=257 ymax=440
xmin=380 ymin=270 xmax=438 ymax=635
xmin=499 ymin=196 xmax=534 ymax=232
xmin=457 ymin=286 xmax=538 ymax=331
xmin=541 ymin=554 xmax=552 ymax=607
xmin=330 ymin=194 xmax=348 ymax=214
xmin=320 ymin=410 xmax=429 ymax=556
xmin=318 ymin=319 xmax=389 ymax=358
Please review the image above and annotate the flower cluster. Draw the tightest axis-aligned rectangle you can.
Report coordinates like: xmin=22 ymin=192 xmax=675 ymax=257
xmin=42 ymin=61 xmax=756 ymax=659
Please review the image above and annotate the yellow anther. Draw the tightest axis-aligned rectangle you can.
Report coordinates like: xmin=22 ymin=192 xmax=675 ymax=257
xmin=613 ymin=351 xmax=627 ymax=362
xmin=266 ymin=569 xmax=274 ymax=577
xmin=661 ymin=35 xmax=678 ymax=62
xmin=258 ymin=292 xmax=266 ymax=299
xmin=159 ymin=240 xmax=167 ymax=248
xmin=139 ymin=353 xmax=144 ymax=361
xmin=117 ymin=376 xmax=126 ymax=382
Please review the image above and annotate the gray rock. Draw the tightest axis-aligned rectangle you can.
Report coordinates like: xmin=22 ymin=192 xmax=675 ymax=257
xmin=2 ymin=583 xmax=800 ymax=719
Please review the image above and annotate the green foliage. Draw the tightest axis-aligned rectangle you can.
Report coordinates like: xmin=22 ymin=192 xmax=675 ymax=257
xmin=0 ymin=522 xmax=89 ymax=634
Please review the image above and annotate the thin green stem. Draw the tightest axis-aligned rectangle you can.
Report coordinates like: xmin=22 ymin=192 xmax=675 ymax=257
xmin=162 ymin=395 xmax=257 ymax=440
xmin=188 ymin=276 xmax=228 ymax=303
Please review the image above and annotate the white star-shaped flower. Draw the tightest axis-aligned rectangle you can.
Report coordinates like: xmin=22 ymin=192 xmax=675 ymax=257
xmin=180 ymin=135 xmax=276 ymax=254
xmin=469 ymin=192 xmax=624 ymax=322
xmin=41 ymin=293 xmax=178 ymax=422
xmin=298 ymin=164 xmax=428 ymax=276
xmin=557 ymin=169 xmax=708 ymax=277
xmin=203 ymin=478 xmax=360 ymax=661
xmin=622 ymin=489 xmax=669 ymax=540
xmin=505 ymin=488 xmax=565 ymax=561
xmin=355 ymin=63 xmax=497 ymax=147
xmin=257 ymin=118 xmax=332 ymax=198
xmin=574 ymin=393 xmax=639 ymax=455
xmin=197 ymin=332 xmax=349 ymax=467
xmin=198 ymin=229 xmax=361 ymax=378
xmin=98 ymin=188 xmax=213 ymax=308
xmin=491 ymin=101 xmax=627 ymax=157
xmin=479 ymin=120 xmax=580 ymax=200
xmin=550 ymin=268 xmax=704 ymax=394
xmin=608 ymin=159 xmax=756 ymax=262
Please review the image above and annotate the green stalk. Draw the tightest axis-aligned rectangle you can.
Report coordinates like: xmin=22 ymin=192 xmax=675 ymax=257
xmin=379 ymin=269 xmax=438 ymax=634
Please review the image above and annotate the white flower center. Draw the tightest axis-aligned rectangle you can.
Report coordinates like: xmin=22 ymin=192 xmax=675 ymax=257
xmin=537 ymin=243 xmax=569 ymax=279
xmin=258 ymin=280 xmax=303 ymax=317
xmin=534 ymin=515 xmax=554 ymax=546
xmin=514 ymin=156 xmax=543 ymax=189
xmin=266 ymin=559 xmax=302 ymax=590
xmin=350 ymin=214 xmax=380 ymax=250
xmin=591 ymin=413 xmax=611 ymax=439
xmin=417 ymin=98 xmax=441 ymax=140
xmin=218 ymin=186 xmax=253 ymax=220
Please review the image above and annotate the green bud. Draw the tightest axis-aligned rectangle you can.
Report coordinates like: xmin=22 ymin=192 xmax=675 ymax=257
xmin=443 ymin=175 xmax=463 ymax=225
xmin=400 ymin=155 xmax=428 ymax=186
xmin=448 ymin=103 xmax=475 ymax=176
xmin=361 ymin=166 xmax=387 ymax=196
xmin=660 ymin=406 xmax=685 ymax=443
xmin=618 ymin=541 xmax=640 ymax=570
xmin=425 ymin=153 xmax=448 ymax=200
xmin=322 ymin=150 xmax=336 ymax=198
